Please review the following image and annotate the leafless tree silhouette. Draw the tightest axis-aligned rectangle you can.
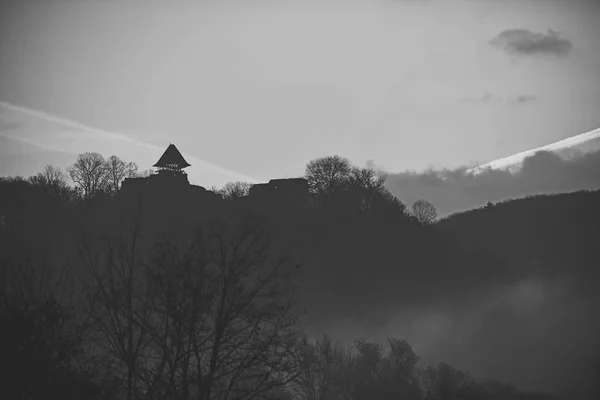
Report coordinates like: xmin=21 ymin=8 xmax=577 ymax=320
xmin=68 ymin=152 xmax=110 ymax=199
xmin=411 ymin=200 xmax=438 ymax=224
xmin=79 ymin=214 xmax=302 ymax=400
xmin=218 ymin=181 xmax=254 ymax=200
xmin=105 ymin=155 xmax=139 ymax=196
xmin=305 ymin=156 xmax=352 ymax=199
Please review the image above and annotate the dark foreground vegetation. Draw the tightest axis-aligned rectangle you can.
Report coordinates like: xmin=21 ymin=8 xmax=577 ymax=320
xmin=1 ymin=151 xmax=599 ymax=400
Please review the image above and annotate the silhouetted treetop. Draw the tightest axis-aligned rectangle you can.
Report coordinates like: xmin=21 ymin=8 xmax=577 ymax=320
xmin=67 ymin=152 xmax=110 ymax=199
xmin=411 ymin=199 xmax=438 ymax=225
xmin=304 ymin=155 xmax=407 ymax=217
xmin=105 ymin=155 xmax=138 ymax=196
xmin=305 ymin=155 xmax=353 ymax=198
xmin=217 ymin=181 xmax=254 ymax=200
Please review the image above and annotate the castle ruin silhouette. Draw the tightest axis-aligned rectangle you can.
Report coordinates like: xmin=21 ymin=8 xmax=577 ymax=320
xmin=120 ymin=143 xmax=308 ymax=205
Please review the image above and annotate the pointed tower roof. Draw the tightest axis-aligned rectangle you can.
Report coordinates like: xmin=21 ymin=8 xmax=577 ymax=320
xmin=153 ymin=144 xmax=191 ymax=170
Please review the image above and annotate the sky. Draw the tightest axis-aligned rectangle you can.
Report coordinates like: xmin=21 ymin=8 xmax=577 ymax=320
xmin=1 ymin=0 xmax=600 ymax=189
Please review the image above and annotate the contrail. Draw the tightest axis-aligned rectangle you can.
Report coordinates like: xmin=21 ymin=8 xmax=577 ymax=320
xmin=0 ymin=101 xmax=259 ymax=183
xmin=468 ymin=126 xmax=600 ymax=174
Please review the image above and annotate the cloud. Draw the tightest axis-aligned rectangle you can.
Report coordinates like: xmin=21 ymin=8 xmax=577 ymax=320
xmin=515 ymin=94 xmax=537 ymax=103
xmin=469 ymin=127 xmax=600 ymax=173
xmin=381 ymin=145 xmax=600 ymax=218
xmin=462 ymin=93 xmax=538 ymax=105
xmin=490 ymin=29 xmax=573 ymax=57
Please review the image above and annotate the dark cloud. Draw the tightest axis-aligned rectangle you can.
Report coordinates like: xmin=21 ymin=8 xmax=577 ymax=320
xmin=490 ymin=29 xmax=573 ymax=57
xmin=516 ymin=94 xmax=537 ymax=103
xmin=462 ymin=93 xmax=538 ymax=105
xmin=382 ymin=145 xmax=600 ymax=218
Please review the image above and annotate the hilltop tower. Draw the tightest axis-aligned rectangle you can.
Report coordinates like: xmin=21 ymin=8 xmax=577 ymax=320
xmin=118 ymin=143 xmax=222 ymax=231
xmin=120 ymin=143 xmax=192 ymax=194
xmin=153 ymin=143 xmax=191 ymax=175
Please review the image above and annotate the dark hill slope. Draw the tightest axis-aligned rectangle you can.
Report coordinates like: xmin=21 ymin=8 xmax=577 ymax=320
xmin=436 ymin=190 xmax=600 ymax=400
xmin=437 ymin=189 xmax=600 ymax=287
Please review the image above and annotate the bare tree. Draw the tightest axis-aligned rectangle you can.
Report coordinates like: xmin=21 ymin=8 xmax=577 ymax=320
xmin=67 ymin=152 xmax=110 ymax=199
xmin=305 ymin=156 xmax=352 ymax=199
xmin=166 ymin=216 xmax=301 ymax=400
xmin=218 ymin=181 xmax=254 ymax=200
xmin=348 ymin=168 xmax=386 ymax=192
xmin=105 ymin=155 xmax=139 ymax=196
xmin=304 ymin=157 xmax=406 ymax=216
xmin=28 ymin=164 xmax=72 ymax=198
xmin=79 ymin=214 xmax=302 ymax=400
xmin=411 ymin=199 xmax=438 ymax=225
xmin=29 ymin=164 xmax=66 ymax=186
xmin=347 ymin=167 xmax=388 ymax=213
xmin=380 ymin=338 xmax=422 ymax=398
xmin=79 ymin=212 xmax=154 ymax=400
xmin=292 ymin=336 xmax=356 ymax=400
xmin=293 ymin=336 xmax=426 ymax=400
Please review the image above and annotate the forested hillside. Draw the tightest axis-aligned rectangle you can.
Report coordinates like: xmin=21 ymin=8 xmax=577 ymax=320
xmin=1 ymin=153 xmax=598 ymax=400
xmin=438 ymin=190 xmax=600 ymax=287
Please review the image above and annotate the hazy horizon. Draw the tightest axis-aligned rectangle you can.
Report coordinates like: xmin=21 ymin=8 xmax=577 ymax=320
xmin=2 ymin=98 xmax=600 ymax=217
